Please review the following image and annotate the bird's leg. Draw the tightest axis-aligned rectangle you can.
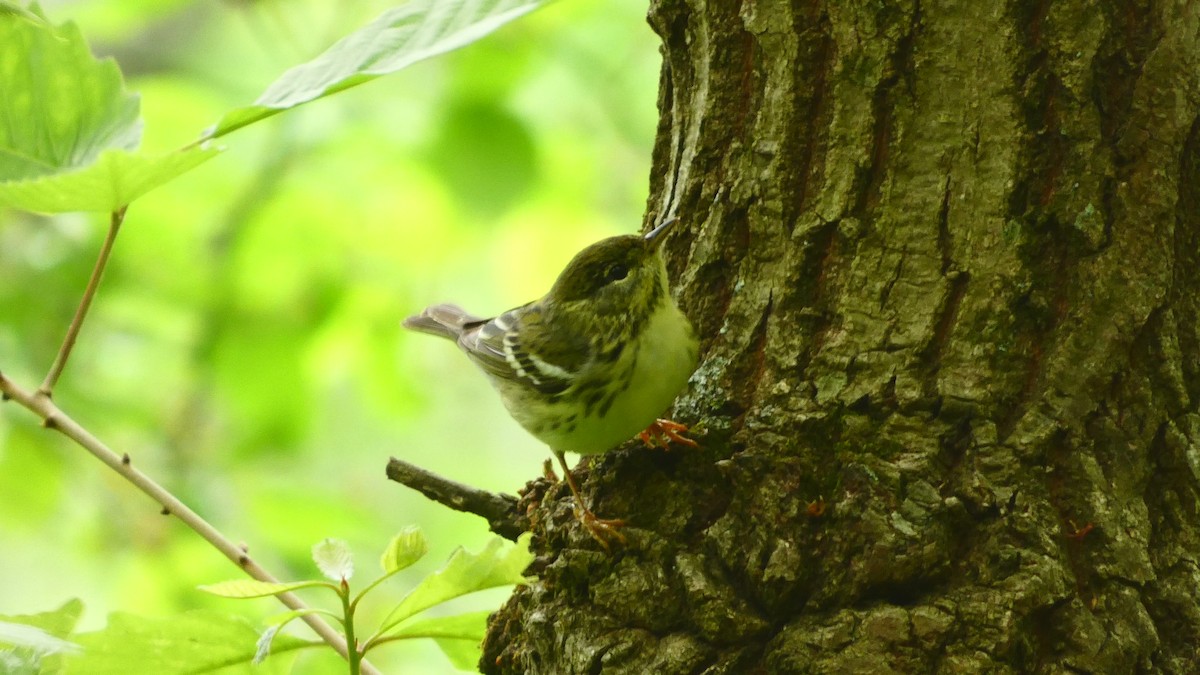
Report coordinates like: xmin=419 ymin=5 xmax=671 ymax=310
xmin=552 ymin=449 xmax=626 ymax=549
xmin=638 ymin=418 xmax=699 ymax=449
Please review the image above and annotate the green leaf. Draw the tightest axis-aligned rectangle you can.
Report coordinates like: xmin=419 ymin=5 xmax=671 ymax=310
xmin=255 ymin=610 xmax=336 ymax=665
xmin=198 ymin=578 xmax=335 ymax=599
xmin=370 ymin=612 xmax=491 ymax=671
xmin=0 ymin=598 xmax=84 ymax=674
xmin=0 ymin=146 xmax=219 ymax=213
xmin=378 ymin=533 xmax=532 ymax=635
xmin=381 ymin=525 xmax=428 ymax=574
xmin=384 ymin=610 xmax=490 ymax=641
xmin=0 ymin=2 xmax=46 ymax=26
xmin=0 ymin=5 xmax=139 ymax=181
xmin=0 ymin=598 xmax=82 ymax=641
xmin=66 ymin=610 xmax=311 ymax=674
xmin=0 ymin=621 xmax=80 ymax=655
xmin=0 ymin=5 xmax=220 ymax=212
xmin=313 ymin=537 xmax=354 ymax=582
xmin=253 ymin=625 xmax=282 ymax=666
xmin=263 ymin=607 xmax=342 ymax=628
xmin=207 ymin=0 xmax=547 ymax=139
xmin=353 ymin=526 xmax=430 ymax=606
xmin=433 ymin=635 xmax=485 ymax=671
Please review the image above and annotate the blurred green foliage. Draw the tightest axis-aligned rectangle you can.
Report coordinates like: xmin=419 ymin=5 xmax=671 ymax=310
xmin=0 ymin=0 xmax=659 ymax=671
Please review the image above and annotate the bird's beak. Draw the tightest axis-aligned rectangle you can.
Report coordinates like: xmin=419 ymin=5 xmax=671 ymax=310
xmin=644 ymin=217 xmax=678 ymax=249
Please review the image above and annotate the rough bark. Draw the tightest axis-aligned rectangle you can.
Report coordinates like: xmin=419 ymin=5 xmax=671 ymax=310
xmin=483 ymin=0 xmax=1200 ymax=672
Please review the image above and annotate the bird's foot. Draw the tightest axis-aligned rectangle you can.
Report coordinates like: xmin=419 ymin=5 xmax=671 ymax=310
xmin=551 ymin=450 xmax=627 ymax=551
xmin=573 ymin=503 xmax=627 ymax=550
xmin=638 ymin=418 xmax=699 ymax=449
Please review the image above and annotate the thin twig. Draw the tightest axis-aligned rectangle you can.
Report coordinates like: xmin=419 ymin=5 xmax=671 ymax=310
xmin=39 ymin=207 xmax=126 ymax=396
xmin=386 ymin=457 xmax=527 ymax=541
xmin=0 ymin=374 xmax=381 ymax=675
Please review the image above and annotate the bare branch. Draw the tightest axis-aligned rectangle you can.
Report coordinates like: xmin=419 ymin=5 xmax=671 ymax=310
xmin=0 ymin=373 xmax=381 ymax=675
xmin=386 ymin=457 xmax=527 ymax=541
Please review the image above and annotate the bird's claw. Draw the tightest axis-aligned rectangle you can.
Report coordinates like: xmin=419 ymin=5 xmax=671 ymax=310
xmin=638 ymin=418 xmax=699 ymax=449
xmin=574 ymin=504 xmax=627 ymax=550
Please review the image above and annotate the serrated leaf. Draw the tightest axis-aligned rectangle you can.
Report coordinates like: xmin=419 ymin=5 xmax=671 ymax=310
xmin=65 ymin=610 xmax=311 ymax=674
xmin=198 ymin=578 xmax=334 ymax=599
xmin=0 ymin=6 xmax=220 ymax=212
xmin=381 ymin=525 xmax=428 ymax=574
xmin=0 ymin=5 xmax=140 ymax=181
xmin=0 ymin=146 xmax=219 ymax=213
xmin=313 ymin=538 xmax=354 ymax=582
xmin=207 ymin=0 xmax=546 ymax=139
xmin=379 ymin=533 xmax=532 ymax=635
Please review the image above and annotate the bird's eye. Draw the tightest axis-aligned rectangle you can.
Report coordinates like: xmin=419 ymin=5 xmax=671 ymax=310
xmin=604 ymin=264 xmax=629 ymax=284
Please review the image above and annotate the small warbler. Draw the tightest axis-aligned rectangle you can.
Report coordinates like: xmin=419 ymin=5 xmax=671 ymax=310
xmin=403 ymin=218 xmax=699 ymax=545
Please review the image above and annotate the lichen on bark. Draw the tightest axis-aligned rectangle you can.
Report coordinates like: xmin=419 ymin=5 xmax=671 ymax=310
xmin=483 ymin=1 xmax=1200 ymax=672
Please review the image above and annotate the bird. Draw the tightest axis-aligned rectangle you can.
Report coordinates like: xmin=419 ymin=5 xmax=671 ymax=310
xmin=402 ymin=218 xmax=699 ymax=546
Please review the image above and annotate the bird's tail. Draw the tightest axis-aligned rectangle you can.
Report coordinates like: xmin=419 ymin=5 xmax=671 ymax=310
xmin=402 ymin=303 xmax=483 ymax=341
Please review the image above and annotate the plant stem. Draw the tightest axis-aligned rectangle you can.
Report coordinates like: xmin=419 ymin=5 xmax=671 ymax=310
xmin=0 ymin=374 xmax=382 ymax=675
xmin=39 ymin=207 xmax=126 ymax=396
xmin=341 ymin=580 xmax=361 ymax=675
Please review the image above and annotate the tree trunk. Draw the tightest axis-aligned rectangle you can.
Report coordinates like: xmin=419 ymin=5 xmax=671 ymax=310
xmin=483 ymin=0 xmax=1200 ymax=672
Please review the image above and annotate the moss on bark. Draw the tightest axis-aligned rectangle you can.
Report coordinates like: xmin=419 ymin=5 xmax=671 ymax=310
xmin=484 ymin=1 xmax=1200 ymax=672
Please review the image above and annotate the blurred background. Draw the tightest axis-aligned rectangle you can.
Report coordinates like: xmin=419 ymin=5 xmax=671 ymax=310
xmin=0 ymin=0 xmax=661 ymax=671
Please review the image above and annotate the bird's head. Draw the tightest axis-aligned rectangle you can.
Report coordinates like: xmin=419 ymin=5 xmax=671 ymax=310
xmin=545 ymin=219 xmax=678 ymax=320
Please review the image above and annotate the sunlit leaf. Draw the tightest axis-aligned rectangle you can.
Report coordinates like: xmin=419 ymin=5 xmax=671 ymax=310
xmin=0 ymin=146 xmax=219 ymax=213
xmin=263 ymin=607 xmax=342 ymax=628
xmin=255 ymin=611 xmax=332 ymax=665
xmin=198 ymin=578 xmax=335 ymax=599
xmin=377 ymin=611 xmax=490 ymax=669
xmin=66 ymin=610 xmax=310 ymax=674
xmin=0 ymin=5 xmax=139 ymax=181
xmin=378 ymin=533 xmax=532 ymax=635
xmin=0 ymin=2 xmax=46 ymax=25
xmin=313 ymin=538 xmax=354 ymax=582
xmin=433 ymin=635 xmax=485 ymax=671
xmin=353 ymin=526 xmax=430 ymax=606
xmin=0 ymin=621 xmax=80 ymax=655
xmin=0 ymin=599 xmax=82 ymax=642
xmin=0 ymin=4 xmax=218 ymax=212
xmin=207 ymin=0 xmax=547 ymax=139
xmin=253 ymin=625 xmax=281 ymax=666
xmin=0 ymin=598 xmax=84 ymax=673
xmin=381 ymin=525 xmax=428 ymax=574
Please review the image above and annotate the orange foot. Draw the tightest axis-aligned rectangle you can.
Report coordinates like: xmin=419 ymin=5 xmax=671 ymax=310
xmin=575 ymin=505 xmax=627 ymax=551
xmin=638 ymin=418 xmax=699 ymax=449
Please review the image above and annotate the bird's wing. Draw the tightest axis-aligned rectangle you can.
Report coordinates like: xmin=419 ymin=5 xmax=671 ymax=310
xmin=459 ymin=303 xmax=586 ymax=395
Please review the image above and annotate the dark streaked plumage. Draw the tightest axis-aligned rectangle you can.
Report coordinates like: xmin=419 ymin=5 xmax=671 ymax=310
xmin=403 ymin=222 xmax=697 ymax=456
xmin=403 ymin=220 xmax=699 ymax=547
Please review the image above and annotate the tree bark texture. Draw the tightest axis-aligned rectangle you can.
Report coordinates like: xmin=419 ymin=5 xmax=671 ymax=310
xmin=484 ymin=0 xmax=1200 ymax=672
